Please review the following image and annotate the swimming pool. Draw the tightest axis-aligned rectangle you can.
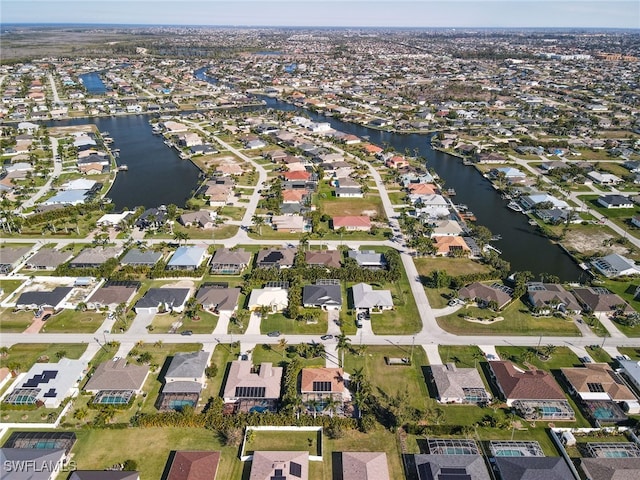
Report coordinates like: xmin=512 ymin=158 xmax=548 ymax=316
xmin=494 ymin=449 xmax=526 ymax=457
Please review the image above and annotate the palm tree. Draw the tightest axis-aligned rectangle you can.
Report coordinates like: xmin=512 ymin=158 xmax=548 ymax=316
xmin=173 ymin=230 xmax=189 ymax=245
xmin=336 ymin=333 xmax=351 ymax=368
xmin=278 ymin=338 xmax=288 ymax=358
xmin=154 ymin=340 xmax=163 ymax=349
xmin=252 ymin=214 xmax=265 ymax=235
xmin=473 ymin=351 xmax=484 ymax=369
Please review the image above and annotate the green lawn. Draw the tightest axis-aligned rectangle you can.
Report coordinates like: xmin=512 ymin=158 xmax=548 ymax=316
xmin=40 ymin=310 xmax=106 ymax=334
xmin=127 ymin=342 xmax=203 ymax=371
xmin=72 ymin=428 xmax=243 ymax=480
xmin=343 ymin=346 xmax=430 ymax=411
xmin=251 ymin=344 xmax=326 ymax=369
xmin=0 ymin=308 xmax=34 ymax=332
xmin=0 ymin=279 xmax=25 ymax=299
xmin=436 ymin=299 xmax=580 ymax=336
xmin=260 ymin=312 xmax=328 ymax=335
xmin=207 ymin=343 xmax=241 ymax=398
xmin=0 ymin=343 xmax=87 ymax=371
xmin=244 ymin=429 xmax=322 ymax=457
xmin=151 ymin=310 xmax=219 ymax=334
xmin=495 ymin=346 xmax=582 ymax=370
xmin=414 ymin=257 xmax=493 ymax=278
xmin=0 ymin=405 xmax=65 ymax=424
xmin=585 ymin=345 xmax=612 ymax=363
xmin=320 ymin=196 xmax=386 ymax=220
xmin=424 ymin=287 xmax=454 ymax=309
xmin=617 ymin=347 xmax=640 ymax=360
xmin=218 ymin=205 xmax=246 ymax=221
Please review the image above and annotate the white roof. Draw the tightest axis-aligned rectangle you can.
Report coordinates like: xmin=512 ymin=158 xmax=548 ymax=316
xmin=63 ymin=178 xmax=97 ymax=191
xmin=97 ymin=211 xmax=134 ymax=226
xmin=248 ymin=287 xmax=289 ymax=310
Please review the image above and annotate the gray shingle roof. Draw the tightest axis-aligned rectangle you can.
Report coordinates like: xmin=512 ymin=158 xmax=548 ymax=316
xmin=135 ymin=288 xmax=190 ymax=309
xmin=16 ymin=286 xmax=73 ymax=308
xmin=165 ymin=351 xmax=209 ymax=380
xmin=84 ymin=359 xmax=149 ymax=392
xmin=120 ymin=248 xmax=162 ymax=266
xmin=351 ymin=283 xmax=393 ymax=309
xmin=195 ymin=286 xmax=241 ymax=312
xmin=580 ymin=457 xmax=640 ymax=480
xmin=25 ymin=248 xmax=73 ymax=269
xmin=0 ymin=448 xmax=66 ymax=480
xmin=494 ymin=456 xmax=573 ymax=480
xmin=302 ymin=284 xmax=342 ymax=307
xmin=414 ymin=454 xmax=491 ymax=480
xmin=69 ymin=471 xmax=140 ymax=480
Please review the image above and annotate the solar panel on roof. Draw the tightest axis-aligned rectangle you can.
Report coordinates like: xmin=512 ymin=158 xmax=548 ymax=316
xmin=417 ymin=462 xmax=435 ymax=480
xmin=43 ymin=388 xmax=57 ymax=398
xmin=313 ymin=381 xmax=332 ymax=392
xmin=587 ymin=382 xmax=605 ymax=393
xmin=235 ymin=386 xmax=266 ymax=398
xmin=290 ymin=462 xmax=302 ymax=478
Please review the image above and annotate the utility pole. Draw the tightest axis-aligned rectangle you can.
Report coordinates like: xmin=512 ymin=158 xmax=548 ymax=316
xmin=411 ymin=335 xmax=415 ymax=364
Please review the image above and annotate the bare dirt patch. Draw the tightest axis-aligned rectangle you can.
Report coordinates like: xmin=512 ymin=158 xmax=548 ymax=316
xmin=563 ymin=230 xmax=629 ymax=256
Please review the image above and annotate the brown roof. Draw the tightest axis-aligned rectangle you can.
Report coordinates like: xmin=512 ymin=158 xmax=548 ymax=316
xmin=300 ymin=368 xmax=345 ymax=394
xmin=84 ymin=358 xmax=149 ymax=393
xmin=572 ymin=287 xmax=634 ymax=314
xmin=305 ymin=250 xmax=341 ymax=268
xmin=342 ymin=452 xmax=390 ymax=480
xmin=458 ymin=282 xmax=511 ymax=309
xmin=580 ymin=457 xmax=640 ymax=480
xmin=283 ymin=171 xmax=311 ymax=181
xmin=332 ymin=216 xmax=371 ymax=229
xmin=561 ymin=363 xmax=637 ymax=402
xmin=195 ymin=286 xmax=241 ymax=312
xmin=87 ymin=284 xmax=138 ymax=306
xmin=490 ymin=361 xmax=566 ymax=401
xmin=282 ymin=189 xmax=306 ymax=202
xmin=167 ymin=451 xmax=221 ymax=480
xmin=250 ymin=451 xmax=308 ymax=480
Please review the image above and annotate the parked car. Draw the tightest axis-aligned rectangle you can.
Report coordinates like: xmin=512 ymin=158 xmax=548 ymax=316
xmin=181 ymin=330 xmax=193 ymax=336
xmin=42 ymin=313 xmax=51 ymax=321
xmin=267 ymin=331 xmax=281 ymax=337
xmin=356 ymin=319 xmax=363 ymax=328
xmin=320 ymin=334 xmax=333 ymax=341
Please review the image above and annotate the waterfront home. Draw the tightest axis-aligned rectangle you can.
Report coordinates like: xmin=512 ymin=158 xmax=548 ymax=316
xmin=407 ymin=183 xmax=438 ymax=195
xmin=195 ymin=285 xmax=240 ymax=314
xmin=458 ymin=282 xmax=512 ymax=310
xmin=23 ymin=248 xmax=73 ymax=271
xmin=519 ymin=193 xmax=569 ymax=210
xmin=351 ymin=283 xmax=393 ymax=313
xmin=475 ymin=152 xmax=507 ymax=164
xmin=488 ymin=361 xmax=574 ymax=420
xmin=86 ymin=281 xmax=139 ymax=311
xmin=5 ymin=358 xmax=87 ymax=408
xmin=177 ymin=132 xmax=202 ymax=147
xmin=135 ymin=207 xmax=167 ymax=230
xmin=430 ymin=219 xmax=464 ymax=237
xmin=247 ymin=286 xmax=288 ymax=312
xmin=43 ymin=189 xmax=90 ymax=206
xmin=490 ymin=166 xmax=527 ymax=184
xmin=302 ymin=280 xmax=342 ymax=310
xmin=0 ymin=246 xmax=30 ymax=273
xmin=400 ymin=173 xmax=435 ymax=187
xmin=341 ymin=452 xmax=390 ymax=480
xmin=590 ymin=253 xmax=640 ymax=277
xmin=305 ymin=250 xmax=341 ymax=269
xmin=162 ymin=121 xmax=189 ymax=133
xmin=535 ymin=208 xmax=581 ymax=224
xmin=166 ymin=246 xmax=208 ymax=271
xmin=134 ymin=288 xmax=190 ymax=314
xmin=331 ymin=215 xmax=371 ymax=232
xmin=120 ymin=248 xmax=163 ymax=267
xmin=249 ymin=451 xmax=309 ymax=480
xmin=222 ymin=361 xmax=283 ymax=412
xmin=571 ymin=286 xmax=634 ymax=314
xmin=205 ymin=184 xmax=233 ymax=207
xmin=597 ymin=194 xmax=634 ymax=209
xmin=433 ymin=236 xmax=471 ymax=256
xmin=526 ymin=282 xmax=581 ymax=315
xmin=385 ymin=155 xmax=408 ymax=169
xmin=178 ymin=210 xmax=218 ymax=229
xmin=347 ymin=250 xmax=386 ymax=269
xmin=96 ymin=211 xmax=135 ymax=228
xmin=256 ymin=248 xmax=296 ymax=269
xmin=430 ymin=363 xmax=491 ymax=405
xmin=210 ymin=247 xmax=251 ymax=274
xmin=165 ymin=451 xmax=220 ymax=480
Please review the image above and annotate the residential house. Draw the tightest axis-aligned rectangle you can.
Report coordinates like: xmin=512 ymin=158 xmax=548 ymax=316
xmin=335 ymin=186 xmax=364 ymax=198
xmin=351 ymin=283 xmax=393 ymax=313
xmin=69 ymin=246 xmax=121 ymax=269
xmin=476 ymin=152 xmax=507 ymax=164
xmin=272 ymin=215 xmax=305 ymax=233
xmin=256 ymin=248 xmax=296 ymax=269
xmin=4 ymin=358 xmax=87 ymax=408
xmin=341 ymin=452 xmax=390 ymax=480
xmin=84 ymin=358 xmax=149 ymax=396
xmin=588 ymin=171 xmax=623 ymax=185
xmin=494 ymin=457 xmax=573 ymax=480
xmin=458 ymin=282 xmax=512 ymax=310
xmin=590 ymin=253 xmax=640 ymax=277
xmin=386 ymin=156 xmax=408 ymax=169
xmin=134 ymin=288 xmax=191 ymax=314
xmin=562 ymin=363 xmax=639 ymax=418
xmin=414 ymin=453 xmax=491 ymax=480
xmin=166 ymin=451 xmax=220 ymax=480
xmin=527 ymin=282 xmax=582 ymax=314
xmin=135 ymin=207 xmax=167 ymax=230
xmin=86 ymin=281 xmax=139 ymax=311
xmin=407 ymin=183 xmax=438 ymax=196
xmin=300 ymin=367 xmax=351 ymax=404
xmin=249 ymin=451 xmax=308 ymax=480
xmin=166 ymin=246 xmax=208 ymax=271
xmin=433 ymin=236 xmax=471 ymax=256
xmin=430 ymin=363 xmax=491 ymax=405
xmin=205 ymin=184 xmax=233 ymax=207
xmin=618 ymin=359 xmax=640 ymax=393
xmin=430 ymin=219 xmax=464 ymax=237
xmin=519 ymin=193 xmax=570 ymax=210
xmin=305 ymin=250 xmax=341 ymax=269
xmin=572 ymin=286 xmax=634 ymax=314
xmin=347 ymin=250 xmax=386 ymax=269
xmin=210 ymin=248 xmax=251 ymax=274
xmin=0 ymin=448 xmax=67 ymax=480
xmin=195 ymin=285 xmax=241 ymax=313
xmin=580 ymin=457 xmax=640 ymax=480
xmin=247 ymin=286 xmax=289 ymax=313
xmin=488 ymin=361 xmax=574 ymax=420
xmin=302 ymin=281 xmax=342 ymax=310
xmin=15 ymin=286 xmax=73 ymax=310
xmin=222 ymin=361 xmax=283 ymax=412
xmin=491 ymin=167 xmax=527 ymax=184
xmin=598 ymin=194 xmax=634 ymax=209
xmin=331 ymin=216 xmax=371 ymax=231
xmin=120 ymin=249 xmax=163 ymax=267
xmin=0 ymin=246 xmax=30 ymax=273
xmin=165 ymin=351 xmax=209 ymax=385
xmin=178 ymin=210 xmax=217 ymax=229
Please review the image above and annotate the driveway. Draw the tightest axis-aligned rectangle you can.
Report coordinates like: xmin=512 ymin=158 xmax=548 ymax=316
xmin=246 ymin=311 xmax=262 ymax=335
xmin=213 ymin=311 xmax=232 ymax=335
xmin=128 ymin=311 xmax=155 ymax=335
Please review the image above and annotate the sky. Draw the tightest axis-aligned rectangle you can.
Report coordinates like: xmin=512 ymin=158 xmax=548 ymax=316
xmin=2 ymin=0 xmax=639 ymax=29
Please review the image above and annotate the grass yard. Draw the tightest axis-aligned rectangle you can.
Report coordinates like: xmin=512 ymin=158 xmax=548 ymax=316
xmin=72 ymin=428 xmax=243 ymax=480
xmin=218 ymin=205 xmax=246 ymax=221
xmin=320 ymin=197 xmax=386 ymax=220
xmin=436 ymin=299 xmax=580 ymax=336
xmin=424 ymin=287 xmax=454 ymax=309
xmin=0 ymin=279 xmax=25 ymax=299
xmin=617 ymin=347 xmax=640 ymax=360
xmin=260 ymin=312 xmax=328 ymax=335
xmin=0 ymin=309 xmax=35 ymax=332
xmin=585 ymin=345 xmax=612 ymax=363
xmin=0 ymin=343 xmax=87 ymax=371
xmin=40 ymin=310 xmax=105 ymax=334
xmin=151 ymin=310 xmax=219 ymax=334
xmin=495 ymin=345 xmax=582 ymax=370
xmin=252 ymin=344 xmax=326 ymax=369
xmin=244 ymin=429 xmax=322 ymax=457
xmin=207 ymin=343 xmax=241 ymax=398
xmin=127 ymin=342 xmax=203 ymax=372
xmin=414 ymin=257 xmax=493 ymax=279
xmin=343 ymin=346 xmax=430 ymax=411
xmin=0 ymin=405 xmax=65 ymax=424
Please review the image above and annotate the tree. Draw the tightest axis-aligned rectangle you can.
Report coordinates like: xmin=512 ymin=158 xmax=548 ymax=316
xmin=173 ymin=230 xmax=189 ymax=245
xmin=513 ymin=271 xmax=533 ymax=298
xmin=252 ymin=214 xmax=265 ymax=235
xmin=336 ymin=333 xmax=352 ymax=368
xmin=473 ymin=351 xmax=484 ymax=368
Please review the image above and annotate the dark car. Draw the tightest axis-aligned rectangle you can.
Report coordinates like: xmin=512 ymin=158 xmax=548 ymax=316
xmin=42 ymin=313 xmax=51 ymax=321
xmin=267 ymin=331 xmax=281 ymax=337
xmin=320 ymin=334 xmax=333 ymax=340
xmin=181 ymin=330 xmax=193 ymax=336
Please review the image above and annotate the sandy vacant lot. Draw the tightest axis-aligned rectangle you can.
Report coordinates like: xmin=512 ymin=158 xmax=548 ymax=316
xmin=563 ymin=229 xmax=630 ymax=257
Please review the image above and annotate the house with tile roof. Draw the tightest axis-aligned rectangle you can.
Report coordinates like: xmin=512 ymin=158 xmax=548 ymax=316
xmin=430 ymin=363 xmax=491 ymax=405
xmin=305 ymin=250 xmax=341 ymax=269
xmin=331 ymin=216 xmax=371 ymax=231
xmin=166 ymin=451 xmax=220 ymax=480
xmin=84 ymin=358 xmax=149 ymax=395
xmin=223 ymin=361 xmax=283 ymax=412
xmin=341 ymin=452 xmax=390 ymax=480
xmin=249 ymin=451 xmax=308 ymax=480
xmin=210 ymin=248 xmax=251 ymax=274
xmin=433 ymin=236 xmax=471 ymax=256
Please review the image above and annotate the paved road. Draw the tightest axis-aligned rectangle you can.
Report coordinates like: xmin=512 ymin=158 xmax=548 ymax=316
xmin=48 ymin=73 xmax=62 ymax=104
xmin=17 ymin=136 xmax=62 ymax=211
